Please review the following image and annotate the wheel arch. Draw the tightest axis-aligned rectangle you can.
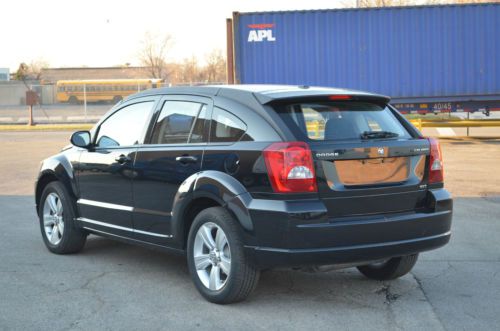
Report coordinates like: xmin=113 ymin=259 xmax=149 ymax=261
xmin=171 ymin=170 xmax=255 ymax=249
xmin=35 ymin=171 xmax=59 ymax=208
xmin=35 ymin=156 xmax=79 ymax=212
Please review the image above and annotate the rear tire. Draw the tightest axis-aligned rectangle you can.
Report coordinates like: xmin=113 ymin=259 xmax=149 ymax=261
xmin=357 ymin=254 xmax=418 ymax=280
xmin=38 ymin=181 xmax=87 ymax=254
xmin=187 ymin=207 xmax=260 ymax=304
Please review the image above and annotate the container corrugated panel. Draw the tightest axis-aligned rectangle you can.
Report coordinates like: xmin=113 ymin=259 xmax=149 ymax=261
xmin=233 ymin=4 xmax=499 ymax=101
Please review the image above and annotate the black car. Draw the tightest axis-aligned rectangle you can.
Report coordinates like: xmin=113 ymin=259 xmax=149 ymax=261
xmin=35 ymin=85 xmax=452 ymax=303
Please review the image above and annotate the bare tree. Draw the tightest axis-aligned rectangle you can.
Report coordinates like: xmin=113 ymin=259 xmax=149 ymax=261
xmin=14 ymin=60 xmax=49 ymax=88
xmin=351 ymin=0 xmax=490 ymax=7
xmin=203 ymin=49 xmax=227 ymax=83
xmin=423 ymin=0 xmax=492 ymax=4
xmin=167 ymin=51 xmax=226 ymax=85
xmin=138 ymin=32 xmax=174 ymax=80
xmin=356 ymin=0 xmax=412 ymax=7
xmin=14 ymin=63 xmax=31 ymax=89
xmin=13 ymin=61 xmax=47 ymax=126
xmin=180 ymin=56 xmax=203 ymax=84
xmin=29 ymin=59 xmax=49 ymax=81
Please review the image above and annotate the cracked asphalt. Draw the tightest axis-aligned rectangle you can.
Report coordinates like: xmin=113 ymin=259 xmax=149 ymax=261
xmin=1 ymin=132 xmax=499 ymax=330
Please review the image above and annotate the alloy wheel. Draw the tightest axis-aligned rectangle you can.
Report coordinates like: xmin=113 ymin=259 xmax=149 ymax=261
xmin=43 ymin=193 xmax=64 ymax=245
xmin=193 ymin=222 xmax=231 ymax=291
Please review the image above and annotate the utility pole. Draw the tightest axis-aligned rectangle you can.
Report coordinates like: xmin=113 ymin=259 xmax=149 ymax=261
xmin=226 ymin=18 xmax=235 ymax=84
xmin=83 ymin=83 xmax=87 ymax=122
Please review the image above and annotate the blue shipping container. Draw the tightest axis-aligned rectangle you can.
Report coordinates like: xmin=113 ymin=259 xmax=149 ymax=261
xmin=233 ymin=4 xmax=499 ymax=103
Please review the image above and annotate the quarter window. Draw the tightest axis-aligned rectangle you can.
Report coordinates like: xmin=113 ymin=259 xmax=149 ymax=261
xmin=151 ymin=101 xmax=206 ymax=144
xmin=96 ymin=101 xmax=154 ymax=147
xmin=209 ymin=107 xmax=248 ymax=143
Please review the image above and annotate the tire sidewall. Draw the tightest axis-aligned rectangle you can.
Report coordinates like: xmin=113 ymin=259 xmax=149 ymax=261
xmin=187 ymin=207 xmax=243 ymax=302
xmin=357 ymin=254 xmax=418 ymax=280
xmin=39 ymin=182 xmax=78 ymax=253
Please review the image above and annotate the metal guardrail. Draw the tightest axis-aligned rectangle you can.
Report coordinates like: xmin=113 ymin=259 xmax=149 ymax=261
xmin=409 ymin=119 xmax=500 ymax=131
xmin=305 ymin=119 xmax=500 ymax=138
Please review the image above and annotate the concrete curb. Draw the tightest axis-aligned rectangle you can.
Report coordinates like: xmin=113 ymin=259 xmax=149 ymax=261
xmin=0 ymin=124 xmax=93 ymax=131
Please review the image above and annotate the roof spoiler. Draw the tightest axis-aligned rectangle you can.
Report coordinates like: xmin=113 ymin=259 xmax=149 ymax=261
xmin=257 ymin=93 xmax=391 ymax=106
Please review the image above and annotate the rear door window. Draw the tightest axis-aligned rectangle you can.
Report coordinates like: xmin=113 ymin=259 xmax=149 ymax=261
xmin=273 ymin=102 xmax=410 ymax=141
xmin=151 ymin=101 xmax=207 ymax=144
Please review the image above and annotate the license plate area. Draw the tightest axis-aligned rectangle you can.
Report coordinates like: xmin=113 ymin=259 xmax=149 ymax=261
xmin=334 ymin=157 xmax=415 ymax=186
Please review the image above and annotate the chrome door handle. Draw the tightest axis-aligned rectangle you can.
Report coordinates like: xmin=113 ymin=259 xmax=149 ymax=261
xmin=175 ymin=155 xmax=198 ymax=164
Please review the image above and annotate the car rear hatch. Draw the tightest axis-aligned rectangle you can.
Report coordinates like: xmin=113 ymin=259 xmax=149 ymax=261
xmin=269 ymin=94 xmax=432 ymax=219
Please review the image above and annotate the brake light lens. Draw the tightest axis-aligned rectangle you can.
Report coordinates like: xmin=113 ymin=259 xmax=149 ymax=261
xmin=263 ymin=142 xmax=317 ymax=193
xmin=428 ymin=137 xmax=444 ymax=184
xmin=328 ymin=95 xmax=352 ymax=101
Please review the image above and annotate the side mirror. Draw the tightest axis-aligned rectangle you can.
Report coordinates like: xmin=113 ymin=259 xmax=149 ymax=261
xmin=70 ymin=131 xmax=91 ymax=148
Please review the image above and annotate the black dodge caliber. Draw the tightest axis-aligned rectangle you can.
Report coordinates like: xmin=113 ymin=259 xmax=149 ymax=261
xmin=35 ymin=85 xmax=452 ymax=303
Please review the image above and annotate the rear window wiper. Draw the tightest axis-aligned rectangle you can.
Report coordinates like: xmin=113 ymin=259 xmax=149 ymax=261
xmin=360 ymin=131 xmax=399 ymax=140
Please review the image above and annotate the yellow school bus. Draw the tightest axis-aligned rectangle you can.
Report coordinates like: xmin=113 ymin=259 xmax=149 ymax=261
xmin=56 ymin=79 xmax=164 ymax=104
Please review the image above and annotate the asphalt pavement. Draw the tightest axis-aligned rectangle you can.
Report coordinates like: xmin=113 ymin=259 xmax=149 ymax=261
xmin=0 ymin=132 xmax=499 ymax=330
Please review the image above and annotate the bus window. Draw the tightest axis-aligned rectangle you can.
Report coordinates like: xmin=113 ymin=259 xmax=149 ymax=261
xmin=56 ymin=79 xmax=165 ymax=103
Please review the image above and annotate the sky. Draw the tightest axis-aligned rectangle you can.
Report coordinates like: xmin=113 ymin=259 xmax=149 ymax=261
xmin=0 ymin=0 xmax=360 ymax=71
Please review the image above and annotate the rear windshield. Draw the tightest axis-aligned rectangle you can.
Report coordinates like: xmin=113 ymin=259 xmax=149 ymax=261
xmin=272 ymin=101 xmax=411 ymax=141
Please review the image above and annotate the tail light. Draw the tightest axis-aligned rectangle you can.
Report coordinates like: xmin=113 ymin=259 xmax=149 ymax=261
xmin=263 ymin=142 xmax=317 ymax=193
xmin=428 ymin=137 xmax=444 ymax=184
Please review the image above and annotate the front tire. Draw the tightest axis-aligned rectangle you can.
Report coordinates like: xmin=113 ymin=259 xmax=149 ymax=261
xmin=38 ymin=181 xmax=87 ymax=254
xmin=357 ymin=254 xmax=419 ymax=280
xmin=187 ymin=207 xmax=260 ymax=304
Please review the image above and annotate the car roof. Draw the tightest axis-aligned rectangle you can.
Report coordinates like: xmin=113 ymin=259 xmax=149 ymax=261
xmin=126 ymin=84 xmax=390 ymax=104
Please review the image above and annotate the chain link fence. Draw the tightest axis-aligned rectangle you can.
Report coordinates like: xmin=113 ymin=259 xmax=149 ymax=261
xmin=0 ymin=81 xmax=224 ymax=125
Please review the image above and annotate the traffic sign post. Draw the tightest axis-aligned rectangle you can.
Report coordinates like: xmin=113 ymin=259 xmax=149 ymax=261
xmin=26 ymin=90 xmax=38 ymax=126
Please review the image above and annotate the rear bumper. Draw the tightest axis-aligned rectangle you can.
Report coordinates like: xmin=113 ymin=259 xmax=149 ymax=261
xmin=247 ymin=226 xmax=450 ymax=268
xmin=244 ymin=189 xmax=452 ymax=268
